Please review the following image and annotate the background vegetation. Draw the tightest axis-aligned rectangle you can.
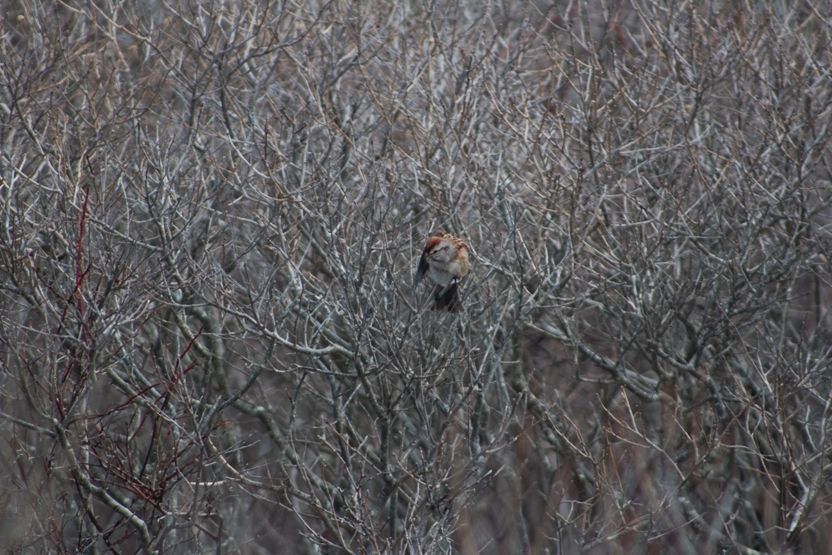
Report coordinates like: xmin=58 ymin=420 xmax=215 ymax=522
xmin=1 ymin=0 xmax=832 ymax=553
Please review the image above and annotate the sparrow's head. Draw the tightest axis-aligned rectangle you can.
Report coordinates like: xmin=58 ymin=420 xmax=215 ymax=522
xmin=424 ymin=231 xmax=454 ymax=262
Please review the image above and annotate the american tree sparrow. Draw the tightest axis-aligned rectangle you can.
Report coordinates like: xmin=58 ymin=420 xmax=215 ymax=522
xmin=413 ymin=230 xmax=470 ymax=312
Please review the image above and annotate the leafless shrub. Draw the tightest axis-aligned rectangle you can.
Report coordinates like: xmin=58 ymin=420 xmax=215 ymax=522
xmin=1 ymin=0 xmax=832 ymax=553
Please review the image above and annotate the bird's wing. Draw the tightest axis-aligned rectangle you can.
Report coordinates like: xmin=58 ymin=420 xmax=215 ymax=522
xmin=413 ymin=252 xmax=429 ymax=288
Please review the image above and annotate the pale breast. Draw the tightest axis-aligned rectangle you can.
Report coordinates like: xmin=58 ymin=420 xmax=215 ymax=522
xmin=428 ymin=262 xmax=454 ymax=286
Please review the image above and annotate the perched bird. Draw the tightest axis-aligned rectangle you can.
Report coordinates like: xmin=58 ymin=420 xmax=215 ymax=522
xmin=413 ymin=230 xmax=469 ymax=312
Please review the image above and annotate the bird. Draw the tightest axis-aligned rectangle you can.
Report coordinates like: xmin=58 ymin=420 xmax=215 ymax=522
xmin=413 ymin=230 xmax=469 ymax=312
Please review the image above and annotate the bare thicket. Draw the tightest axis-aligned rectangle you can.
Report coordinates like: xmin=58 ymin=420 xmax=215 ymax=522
xmin=2 ymin=0 xmax=832 ymax=553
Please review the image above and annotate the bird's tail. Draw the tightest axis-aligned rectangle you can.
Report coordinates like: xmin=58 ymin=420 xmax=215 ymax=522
xmin=433 ymin=280 xmax=463 ymax=313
